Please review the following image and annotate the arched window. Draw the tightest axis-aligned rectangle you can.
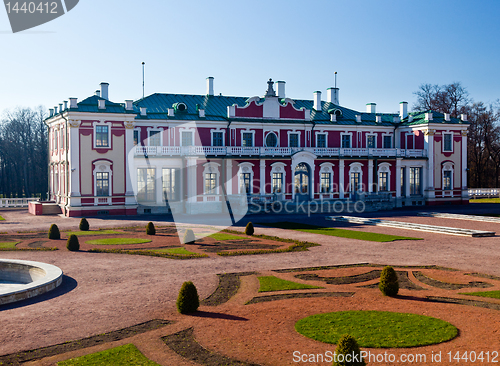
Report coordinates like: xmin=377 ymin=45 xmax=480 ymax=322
xmin=265 ymin=132 xmax=278 ymax=147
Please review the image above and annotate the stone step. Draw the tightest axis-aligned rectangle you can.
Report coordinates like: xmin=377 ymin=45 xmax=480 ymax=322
xmin=418 ymin=212 xmax=500 ymax=224
xmin=326 ymin=215 xmax=496 ymax=237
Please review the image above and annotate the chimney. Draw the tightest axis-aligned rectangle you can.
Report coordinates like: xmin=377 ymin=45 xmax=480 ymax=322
xmin=313 ymin=91 xmax=322 ymax=111
xmin=276 ymin=81 xmax=286 ymax=98
xmin=199 ymin=109 xmax=206 ymax=118
xmin=425 ymin=112 xmax=433 ymax=121
xmin=54 ymin=106 xmax=58 ymax=114
xmin=140 ymin=107 xmax=147 ymax=116
xmin=461 ymin=114 xmax=468 ymax=122
xmin=49 ymin=108 xmax=54 ymax=117
xmin=356 ymin=115 xmax=362 ymax=123
xmin=125 ymin=100 xmax=134 ymax=111
xmin=376 ymin=115 xmax=382 ymax=123
xmin=64 ymin=101 xmax=68 ymax=110
xmin=69 ymin=98 xmax=78 ymax=108
xmin=444 ymin=113 xmax=451 ymax=122
xmin=206 ymin=77 xmax=214 ymax=96
xmin=400 ymin=101 xmax=408 ymax=119
xmin=366 ymin=103 xmax=376 ymax=114
xmin=327 ymin=87 xmax=339 ymax=105
xmin=98 ymin=99 xmax=106 ymax=109
xmin=95 ymin=90 xmax=100 ymax=97
xmin=330 ymin=114 xmax=336 ymax=122
xmin=59 ymin=103 xmax=63 ymax=112
xmin=100 ymin=82 xmax=109 ymax=100
xmin=168 ymin=108 xmax=174 ymax=117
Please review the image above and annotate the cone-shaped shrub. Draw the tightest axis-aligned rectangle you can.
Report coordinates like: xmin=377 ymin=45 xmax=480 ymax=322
xmin=183 ymin=229 xmax=195 ymax=244
xmin=79 ymin=217 xmax=90 ymax=231
xmin=146 ymin=222 xmax=156 ymax=235
xmin=176 ymin=281 xmax=199 ymax=314
xmin=333 ymin=334 xmax=366 ymax=366
xmin=379 ymin=266 xmax=399 ymax=297
xmin=245 ymin=222 xmax=254 ymax=236
xmin=48 ymin=224 xmax=60 ymax=240
xmin=67 ymin=234 xmax=80 ymax=251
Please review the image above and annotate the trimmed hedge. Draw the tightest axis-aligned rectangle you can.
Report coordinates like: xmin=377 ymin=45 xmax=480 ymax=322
xmin=333 ymin=334 xmax=366 ymax=366
xmin=379 ymin=266 xmax=399 ymax=297
xmin=176 ymin=281 xmax=199 ymax=314
xmin=183 ymin=229 xmax=195 ymax=244
xmin=67 ymin=234 xmax=80 ymax=251
xmin=245 ymin=222 xmax=255 ymax=236
xmin=48 ymin=224 xmax=60 ymax=240
xmin=146 ymin=222 xmax=156 ymax=235
xmin=79 ymin=218 xmax=90 ymax=231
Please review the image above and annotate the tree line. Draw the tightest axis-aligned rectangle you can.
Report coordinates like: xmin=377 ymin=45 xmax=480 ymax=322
xmin=0 ymin=107 xmax=48 ymax=198
xmin=413 ymin=82 xmax=500 ymax=188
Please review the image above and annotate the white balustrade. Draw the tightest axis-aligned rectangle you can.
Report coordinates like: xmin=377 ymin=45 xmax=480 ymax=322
xmin=0 ymin=198 xmax=38 ymax=208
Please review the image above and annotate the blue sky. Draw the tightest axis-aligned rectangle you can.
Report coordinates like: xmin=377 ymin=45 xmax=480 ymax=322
xmin=1 ymin=0 xmax=499 ymax=114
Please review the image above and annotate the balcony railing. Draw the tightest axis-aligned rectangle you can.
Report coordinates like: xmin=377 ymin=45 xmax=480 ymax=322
xmin=134 ymin=146 xmax=427 ymax=158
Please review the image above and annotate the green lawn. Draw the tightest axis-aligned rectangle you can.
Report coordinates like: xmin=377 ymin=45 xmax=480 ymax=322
xmin=58 ymin=343 xmax=159 ymax=366
xmin=460 ymin=290 xmax=500 ymax=299
xmin=295 ymin=310 xmax=457 ymax=348
xmin=260 ymin=222 xmax=421 ymax=242
xmin=0 ymin=215 xmax=5 ymax=221
xmin=152 ymin=247 xmax=199 ymax=255
xmin=0 ymin=241 xmax=19 ymax=249
xmin=86 ymin=238 xmax=152 ymax=245
xmin=470 ymin=198 xmax=500 ymax=203
xmin=258 ymin=275 xmax=323 ymax=292
xmin=64 ymin=230 xmax=123 ymax=236
xmin=208 ymin=233 xmax=246 ymax=241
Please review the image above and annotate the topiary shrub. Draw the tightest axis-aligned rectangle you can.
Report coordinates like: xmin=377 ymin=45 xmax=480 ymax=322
xmin=48 ymin=224 xmax=60 ymax=240
xmin=245 ymin=222 xmax=254 ymax=236
xmin=176 ymin=281 xmax=199 ymax=314
xmin=146 ymin=222 xmax=156 ymax=235
xmin=183 ymin=229 xmax=195 ymax=244
xmin=333 ymin=334 xmax=366 ymax=366
xmin=67 ymin=234 xmax=80 ymax=251
xmin=79 ymin=217 xmax=90 ymax=231
xmin=379 ymin=265 xmax=399 ymax=297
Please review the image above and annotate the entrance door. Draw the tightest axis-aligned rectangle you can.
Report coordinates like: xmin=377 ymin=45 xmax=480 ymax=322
xmin=350 ymin=172 xmax=361 ymax=201
xmin=294 ymin=163 xmax=310 ymax=201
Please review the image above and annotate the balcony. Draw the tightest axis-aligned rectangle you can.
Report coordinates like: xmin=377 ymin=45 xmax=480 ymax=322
xmin=134 ymin=146 xmax=427 ymax=159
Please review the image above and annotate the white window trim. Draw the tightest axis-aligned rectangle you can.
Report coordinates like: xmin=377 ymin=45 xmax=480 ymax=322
xmin=377 ymin=162 xmax=392 ymax=192
xmin=382 ymin=132 xmax=393 ymax=149
xmin=366 ymin=133 xmax=377 ymax=148
xmin=443 ymin=132 xmax=454 ymax=153
xmin=287 ymin=130 xmax=301 ymax=148
xmin=133 ymin=127 xmax=141 ymax=146
xmin=136 ymin=166 xmax=156 ymax=203
xmin=93 ymin=121 xmax=111 ymax=149
xmin=203 ymin=162 xmax=221 ymax=195
xmin=147 ymin=127 xmax=163 ymax=147
xmin=442 ymin=162 xmax=454 ymax=195
xmin=179 ymin=128 xmax=195 ymax=147
xmin=270 ymin=162 xmax=287 ymax=195
xmin=210 ymin=128 xmax=226 ymax=147
xmin=240 ymin=129 xmax=255 ymax=147
xmin=264 ymin=131 xmax=279 ymax=147
xmin=237 ymin=162 xmax=254 ymax=194
xmin=348 ymin=162 xmax=364 ymax=192
xmin=316 ymin=132 xmax=328 ymax=148
xmin=405 ymin=132 xmax=415 ymax=150
xmin=341 ymin=132 xmax=353 ymax=148
xmin=319 ymin=162 xmax=334 ymax=194
xmin=93 ymin=160 xmax=113 ymax=204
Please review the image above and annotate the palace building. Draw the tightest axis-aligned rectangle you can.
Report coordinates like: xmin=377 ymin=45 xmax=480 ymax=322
xmin=40 ymin=78 xmax=469 ymax=217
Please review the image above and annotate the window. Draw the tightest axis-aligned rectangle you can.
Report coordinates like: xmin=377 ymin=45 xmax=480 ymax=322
xmin=162 ymin=168 xmax=179 ymax=202
xmin=212 ymin=131 xmax=224 ymax=146
xmin=289 ymin=133 xmax=299 ymax=147
xmin=317 ymin=134 xmax=326 ymax=148
xmin=341 ymin=134 xmax=351 ymax=148
xmin=383 ymin=135 xmax=392 ymax=148
xmin=272 ymin=173 xmax=283 ymax=193
xmin=241 ymin=173 xmax=251 ymax=194
xmin=149 ymin=130 xmax=161 ymax=146
xmin=320 ymin=173 xmax=331 ymax=193
xmin=401 ymin=167 xmax=406 ymax=197
xmin=443 ymin=170 xmax=452 ymax=190
xmin=410 ymin=167 xmax=421 ymax=195
xmin=133 ymin=130 xmax=140 ymax=146
xmin=242 ymin=132 xmax=253 ymax=147
xmin=367 ymin=135 xmax=375 ymax=148
xmin=266 ymin=132 xmax=278 ymax=147
xmin=137 ymin=168 xmax=156 ymax=202
xmin=379 ymin=172 xmax=388 ymax=191
xmin=205 ymin=173 xmax=217 ymax=194
xmin=181 ymin=131 xmax=193 ymax=146
xmin=96 ymin=172 xmax=109 ymax=196
xmin=54 ymin=130 xmax=58 ymax=150
xmin=443 ymin=133 xmax=452 ymax=152
xmin=96 ymin=125 xmax=109 ymax=147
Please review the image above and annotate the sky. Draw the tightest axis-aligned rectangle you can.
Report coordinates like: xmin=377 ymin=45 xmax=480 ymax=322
xmin=0 ymin=0 xmax=499 ymax=115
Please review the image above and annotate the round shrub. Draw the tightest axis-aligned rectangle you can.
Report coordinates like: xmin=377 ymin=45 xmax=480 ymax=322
xmin=379 ymin=266 xmax=399 ymax=297
xmin=79 ymin=217 xmax=90 ymax=231
xmin=48 ymin=224 xmax=60 ymax=240
xmin=333 ymin=334 xmax=366 ymax=366
xmin=245 ymin=222 xmax=254 ymax=236
xmin=183 ymin=229 xmax=195 ymax=244
xmin=176 ymin=281 xmax=199 ymax=314
xmin=146 ymin=222 xmax=156 ymax=235
xmin=67 ymin=234 xmax=80 ymax=251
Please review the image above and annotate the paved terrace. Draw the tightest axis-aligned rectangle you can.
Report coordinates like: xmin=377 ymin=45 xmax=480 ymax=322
xmin=1 ymin=203 xmax=500 ymax=356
